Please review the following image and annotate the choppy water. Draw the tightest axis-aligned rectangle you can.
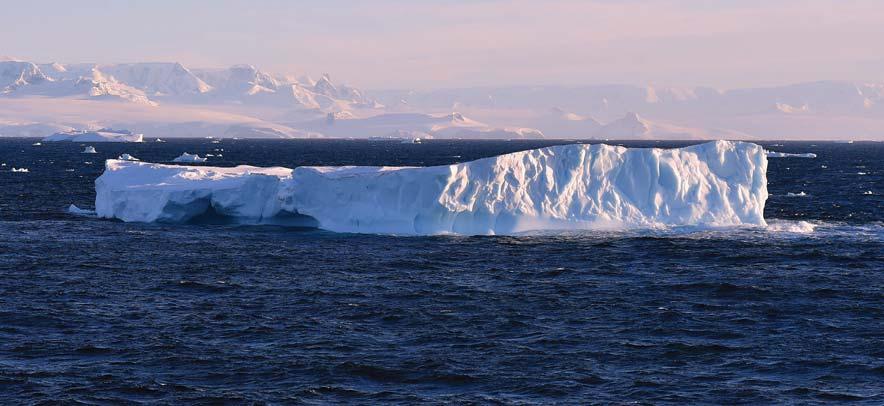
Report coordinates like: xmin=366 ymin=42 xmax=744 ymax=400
xmin=1 ymin=138 xmax=882 ymax=404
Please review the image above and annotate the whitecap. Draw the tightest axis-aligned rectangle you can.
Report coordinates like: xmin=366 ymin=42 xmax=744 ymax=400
xmin=766 ymin=220 xmax=816 ymax=233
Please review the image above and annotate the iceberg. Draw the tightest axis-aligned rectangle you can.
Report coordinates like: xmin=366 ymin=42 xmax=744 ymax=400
xmin=118 ymin=153 xmax=139 ymax=161
xmin=95 ymin=141 xmax=768 ymax=235
xmin=766 ymin=150 xmax=816 ymax=158
xmin=172 ymin=152 xmax=208 ymax=163
xmin=11 ymin=167 xmax=29 ymax=173
xmin=67 ymin=204 xmax=96 ymax=216
xmin=83 ymin=146 xmax=97 ymax=154
xmin=44 ymin=128 xmax=143 ymax=143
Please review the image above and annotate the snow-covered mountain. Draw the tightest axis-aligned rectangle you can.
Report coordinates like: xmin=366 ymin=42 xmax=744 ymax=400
xmin=2 ymin=57 xmax=883 ymax=140
xmin=593 ymin=112 xmax=750 ymax=140
xmin=0 ymin=59 xmax=377 ymax=110
xmin=291 ymin=112 xmax=544 ymax=139
xmin=1 ymin=60 xmax=51 ymax=93
xmin=372 ymin=81 xmax=884 ymax=140
xmin=100 ymin=63 xmax=212 ymax=97
xmin=373 ymin=82 xmax=884 ymax=119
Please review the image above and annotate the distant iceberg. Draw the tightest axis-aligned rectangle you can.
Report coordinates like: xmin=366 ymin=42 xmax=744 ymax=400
xmin=94 ymin=141 xmax=768 ymax=235
xmin=766 ymin=150 xmax=816 ymax=158
xmin=83 ymin=146 xmax=97 ymax=154
xmin=117 ymin=153 xmax=139 ymax=161
xmin=172 ymin=152 xmax=208 ymax=163
xmin=44 ymin=128 xmax=143 ymax=143
xmin=11 ymin=167 xmax=29 ymax=173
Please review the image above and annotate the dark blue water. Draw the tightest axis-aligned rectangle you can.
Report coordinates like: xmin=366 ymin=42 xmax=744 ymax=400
xmin=1 ymin=138 xmax=882 ymax=404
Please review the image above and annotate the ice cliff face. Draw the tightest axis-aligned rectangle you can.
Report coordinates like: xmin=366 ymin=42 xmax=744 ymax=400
xmin=95 ymin=140 xmax=768 ymax=235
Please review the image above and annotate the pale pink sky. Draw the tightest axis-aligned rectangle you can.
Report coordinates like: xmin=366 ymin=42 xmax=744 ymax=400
xmin=2 ymin=0 xmax=883 ymax=89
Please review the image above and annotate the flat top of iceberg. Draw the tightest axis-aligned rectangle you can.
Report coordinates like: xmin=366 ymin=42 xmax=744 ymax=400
xmin=95 ymin=140 xmax=769 ymax=235
xmin=103 ymin=159 xmax=291 ymax=191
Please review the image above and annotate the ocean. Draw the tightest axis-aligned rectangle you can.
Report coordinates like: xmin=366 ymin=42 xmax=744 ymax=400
xmin=1 ymin=138 xmax=882 ymax=404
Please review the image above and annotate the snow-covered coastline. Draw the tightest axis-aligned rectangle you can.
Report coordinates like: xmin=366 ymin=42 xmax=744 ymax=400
xmin=95 ymin=140 xmax=768 ymax=235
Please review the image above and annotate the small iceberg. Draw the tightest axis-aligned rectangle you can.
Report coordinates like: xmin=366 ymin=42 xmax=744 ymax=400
xmin=11 ymin=167 xmax=29 ymax=173
xmin=863 ymin=191 xmax=874 ymax=195
xmin=172 ymin=152 xmax=208 ymax=163
xmin=82 ymin=146 xmax=97 ymax=154
xmin=118 ymin=153 xmax=140 ymax=161
xmin=68 ymin=204 xmax=96 ymax=216
xmin=155 ymin=138 xmax=166 ymax=143
xmin=786 ymin=192 xmax=808 ymax=197
xmin=402 ymin=137 xmax=422 ymax=144
xmin=766 ymin=150 xmax=817 ymax=158
xmin=32 ymin=142 xmax=42 ymax=146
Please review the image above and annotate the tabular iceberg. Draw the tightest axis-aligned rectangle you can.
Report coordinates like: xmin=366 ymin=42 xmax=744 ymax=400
xmin=95 ymin=140 xmax=768 ymax=235
xmin=44 ymin=128 xmax=144 ymax=143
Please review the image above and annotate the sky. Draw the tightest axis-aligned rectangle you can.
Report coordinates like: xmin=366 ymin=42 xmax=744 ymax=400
xmin=2 ymin=0 xmax=883 ymax=90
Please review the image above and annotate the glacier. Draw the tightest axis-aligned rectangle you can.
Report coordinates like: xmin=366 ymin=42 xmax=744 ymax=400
xmin=94 ymin=140 xmax=768 ymax=235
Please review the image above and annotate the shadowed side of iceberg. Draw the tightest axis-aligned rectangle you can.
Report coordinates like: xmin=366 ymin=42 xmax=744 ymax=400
xmin=94 ymin=140 xmax=768 ymax=235
xmin=94 ymin=160 xmax=306 ymax=225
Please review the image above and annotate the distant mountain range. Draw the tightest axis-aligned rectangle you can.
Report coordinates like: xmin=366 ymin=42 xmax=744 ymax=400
xmin=0 ymin=59 xmax=377 ymax=109
xmin=1 ymin=57 xmax=882 ymax=140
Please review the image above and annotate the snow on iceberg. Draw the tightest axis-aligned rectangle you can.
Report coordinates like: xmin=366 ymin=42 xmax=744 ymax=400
xmin=94 ymin=140 xmax=768 ymax=235
xmin=44 ymin=128 xmax=144 ymax=143
xmin=172 ymin=152 xmax=208 ymax=163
